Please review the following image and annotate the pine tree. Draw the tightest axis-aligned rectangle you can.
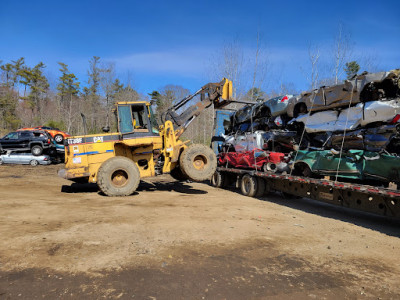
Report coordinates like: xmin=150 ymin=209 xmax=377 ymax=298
xmin=27 ymin=62 xmax=49 ymax=110
xmin=57 ymin=62 xmax=80 ymax=102
xmin=344 ymin=61 xmax=360 ymax=79
xmin=57 ymin=62 xmax=80 ymax=132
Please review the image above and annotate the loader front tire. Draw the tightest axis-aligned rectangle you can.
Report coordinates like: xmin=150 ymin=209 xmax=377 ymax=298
xmin=179 ymin=144 xmax=217 ymax=182
xmin=97 ymin=156 xmax=140 ymax=196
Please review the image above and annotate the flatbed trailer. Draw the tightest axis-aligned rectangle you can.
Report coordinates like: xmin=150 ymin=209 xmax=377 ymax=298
xmin=213 ymin=167 xmax=400 ymax=219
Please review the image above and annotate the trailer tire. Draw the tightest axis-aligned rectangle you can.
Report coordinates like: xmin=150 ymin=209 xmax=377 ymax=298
xmin=240 ymin=174 xmax=258 ymax=197
xmin=255 ymin=177 xmax=265 ymax=198
xmin=97 ymin=156 xmax=140 ymax=196
xmin=179 ymin=144 xmax=217 ymax=182
xmin=170 ymin=167 xmax=188 ymax=181
xmin=211 ymin=171 xmax=228 ymax=188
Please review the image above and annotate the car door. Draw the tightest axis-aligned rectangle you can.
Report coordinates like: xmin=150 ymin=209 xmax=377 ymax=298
xmin=314 ymin=150 xmax=363 ymax=179
xmin=19 ymin=131 xmax=32 ymax=149
xmin=7 ymin=153 xmax=20 ymax=164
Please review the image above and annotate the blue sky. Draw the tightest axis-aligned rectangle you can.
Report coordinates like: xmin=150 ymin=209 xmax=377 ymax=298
xmin=0 ymin=0 xmax=399 ymax=95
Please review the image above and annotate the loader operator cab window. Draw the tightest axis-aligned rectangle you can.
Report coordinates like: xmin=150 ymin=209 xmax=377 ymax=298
xmin=118 ymin=104 xmax=151 ymax=135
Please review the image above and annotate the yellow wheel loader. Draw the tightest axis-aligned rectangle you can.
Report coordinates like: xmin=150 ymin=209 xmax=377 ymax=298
xmin=58 ymin=78 xmax=233 ymax=196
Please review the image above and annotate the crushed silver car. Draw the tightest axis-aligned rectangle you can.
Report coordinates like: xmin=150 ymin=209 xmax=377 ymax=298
xmin=0 ymin=152 xmax=51 ymax=166
xmin=291 ymin=99 xmax=400 ymax=133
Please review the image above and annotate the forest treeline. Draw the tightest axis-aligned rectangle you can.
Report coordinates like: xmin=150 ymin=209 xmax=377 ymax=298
xmin=0 ymin=54 xmax=277 ymax=144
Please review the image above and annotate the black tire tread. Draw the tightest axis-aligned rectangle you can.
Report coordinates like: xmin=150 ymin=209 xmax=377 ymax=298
xmin=31 ymin=145 xmax=43 ymax=156
xmin=179 ymin=144 xmax=217 ymax=182
xmin=240 ymin=174 xmax=257 ymax=197
xmin=97 ymin=156 xmax=140 ymax=196
xmin=211 ymin=171 xmax=228 ymax=188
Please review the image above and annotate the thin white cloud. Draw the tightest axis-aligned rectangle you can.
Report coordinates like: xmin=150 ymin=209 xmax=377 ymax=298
xmin=108 ymin=49 xmax=210 ymax=77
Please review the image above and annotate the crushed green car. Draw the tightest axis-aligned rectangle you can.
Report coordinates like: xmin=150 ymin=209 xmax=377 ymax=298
xmin=292 ymin=150 xmax=400 ymax=184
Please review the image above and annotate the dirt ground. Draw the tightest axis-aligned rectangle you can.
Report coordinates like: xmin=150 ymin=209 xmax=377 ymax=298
xmin=0 ymin=165 xmax=399 ymax=299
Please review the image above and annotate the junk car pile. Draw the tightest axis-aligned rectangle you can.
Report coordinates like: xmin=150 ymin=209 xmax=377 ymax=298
xmin=0 ymin=128 xmax=66 ymax=166
xmin=217 ymin=69 xmax=400 ymax=185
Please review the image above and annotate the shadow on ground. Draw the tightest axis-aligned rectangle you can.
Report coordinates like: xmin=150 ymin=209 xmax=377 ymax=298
xmin=218 ymin=184 xmax=400 ymax=238
xmin=61 ymin=180 xmax=207 ymax=196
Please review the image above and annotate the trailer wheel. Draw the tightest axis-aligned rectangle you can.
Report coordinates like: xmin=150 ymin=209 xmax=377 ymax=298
xmin=255 ymin=177 xmax=266 ymax=197
xmin=240 ymin=174 xmax=258 ymax=197
xmin=211 ymin=171 xmax=228 ymax=188
xmin=170 ymin=167 xmax=188 ymax=181
xmin=179 ymin=144 xmax=217 ymax=182
xmin=97 ymin=156 xmax=140 ymax=196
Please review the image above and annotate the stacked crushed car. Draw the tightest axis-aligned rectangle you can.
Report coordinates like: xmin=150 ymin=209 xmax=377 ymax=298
xmin=218 ymin=69 xmax=400 ymax=185
xmin=0 ymin=126 xmax=69 ymax=166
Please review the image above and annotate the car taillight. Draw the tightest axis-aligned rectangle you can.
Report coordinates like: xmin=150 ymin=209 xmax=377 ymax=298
xmin=44 ymin=157 xmax=48 ymax=161
xmin=48 ymin=139 xmax=51 ymax=144
xmin=390 ymin=114 xmax=400 ymax=124
xmin=280 ymin=95 xmax=289 ymax=102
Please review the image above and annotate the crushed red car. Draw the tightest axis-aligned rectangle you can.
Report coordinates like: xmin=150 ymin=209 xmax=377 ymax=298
xmin=218 ymin=149 xmax=289 ymax=173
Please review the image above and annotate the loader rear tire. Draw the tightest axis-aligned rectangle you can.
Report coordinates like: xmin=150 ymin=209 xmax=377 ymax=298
xmin=170 ymin=167 xmax=188 ymax=181
xmin=97 ymin=156 xmax=140 ymax=196
xmin=179 ymin=144 xmax=217 ymax=182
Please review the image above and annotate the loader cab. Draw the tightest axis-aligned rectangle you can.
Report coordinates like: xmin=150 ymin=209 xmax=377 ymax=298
xmin=116 ymin=102 xmax=159 ymax=138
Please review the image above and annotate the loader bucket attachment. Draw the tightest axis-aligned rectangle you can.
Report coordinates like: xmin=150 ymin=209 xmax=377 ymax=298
xmin=221 ymin=78 xmax=233 ymax=101
xmin=214 ymin=78 xmax=233 ymax=108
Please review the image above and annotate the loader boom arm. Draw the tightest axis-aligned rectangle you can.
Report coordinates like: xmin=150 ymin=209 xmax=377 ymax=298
xmin=161 ymin=78 xmax=233 ymax=135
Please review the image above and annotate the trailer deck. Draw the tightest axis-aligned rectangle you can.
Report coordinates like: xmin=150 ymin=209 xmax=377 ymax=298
xmin=216 ymin=166 xmax=400 ymax=218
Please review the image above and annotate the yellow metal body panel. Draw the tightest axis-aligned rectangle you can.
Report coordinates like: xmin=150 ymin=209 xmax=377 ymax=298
xmin=64 ymin=131 xmax=166 ymax=182
xmin=221 ymin=78 xmax=233 ymax=100
xmin=63 ymin=125 xmax=184 ymax=183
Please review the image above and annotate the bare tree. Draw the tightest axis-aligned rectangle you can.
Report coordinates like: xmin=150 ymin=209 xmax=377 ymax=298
xmin=332 ymin=23 xmax=353 ymax=84
xmin=208 ymin=38 xmax=244 ymax=99
xmin=358 ymin=51 xmax=381 ymax=73
xmin=307 ymin=43 xmax=321 ymax=89
xmin=249 ymin=30 xmax=270 ymax=102
xmin=99 ymin=62 xmax=116 ymax=127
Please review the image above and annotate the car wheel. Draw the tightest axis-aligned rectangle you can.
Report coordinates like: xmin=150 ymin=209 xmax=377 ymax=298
xmin=293 ymin=103 xmax=308 ymax=118
xmin=54 ymin=134 xmax=64 ymax=143
xmin=30 ymin=159 xmax=39 ymax=166
xmin=31 ymin=145 xmax=43 ymax=156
